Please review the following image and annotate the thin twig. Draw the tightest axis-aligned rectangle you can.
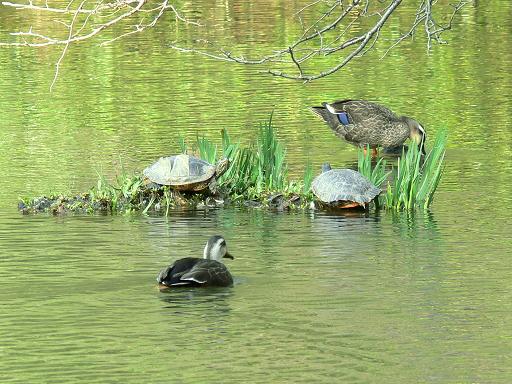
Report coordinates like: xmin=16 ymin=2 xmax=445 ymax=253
xmin=50 ymin=0 xmax=86 ymax=91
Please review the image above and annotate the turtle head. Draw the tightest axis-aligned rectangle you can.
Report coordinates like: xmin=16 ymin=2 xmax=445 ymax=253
xmin=203 ymin=235 xmax=233 ymax=262
xmin=215 ymin=158 xmax=230 ymax=177
xmin=404 ymin=117 xmax=427 ymax=155
xmin=321 ymin=163 xmax=332 ymax=173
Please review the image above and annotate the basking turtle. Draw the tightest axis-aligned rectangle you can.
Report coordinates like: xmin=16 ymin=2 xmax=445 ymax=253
xmin=311 ymin=164 xmax=381 ymax=209
xmin=143 ymin=154 xmax=229 ymax=192
xmin=310 ymin=99 xmax=426 ymax=155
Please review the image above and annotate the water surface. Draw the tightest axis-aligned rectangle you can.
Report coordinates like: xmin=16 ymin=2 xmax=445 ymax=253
xmin=1 ymin=2 xmax=511 ymax=383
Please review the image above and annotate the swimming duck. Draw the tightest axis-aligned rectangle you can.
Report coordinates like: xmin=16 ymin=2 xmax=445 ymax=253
xmin=310 ymin=99 xmax=426 ymax=156
xmin=157 ymin=235 xmax=234 ymax=288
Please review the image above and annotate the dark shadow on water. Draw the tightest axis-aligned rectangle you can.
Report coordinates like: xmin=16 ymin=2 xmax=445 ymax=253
xmin=157 ymin=285 xmax=234 ymax=317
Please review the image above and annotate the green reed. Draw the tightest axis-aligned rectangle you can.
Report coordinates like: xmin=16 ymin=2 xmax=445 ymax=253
xmin=191 ymin=114 xmax=292 ymax=198
xmin=196 ymin=135 xmax=217 ymax=164
xmin=384 ymin=130 xmax=447 ymax=210
xmin=302 ymin=161 xmax=314 ymax=195
xmin=357 ymin=145 xmax=390 ymax=188
xmin=89 ymin=170 xmax=144 ymax=211
xmin=255 ymin=112 xmax=287 ymax=192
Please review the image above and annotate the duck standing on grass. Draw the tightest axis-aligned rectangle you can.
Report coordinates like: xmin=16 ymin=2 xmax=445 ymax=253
xmin=310 ymin=99 xmax=426 ymax=156
xmin=157 ymin=235 xmax=234 ymax=288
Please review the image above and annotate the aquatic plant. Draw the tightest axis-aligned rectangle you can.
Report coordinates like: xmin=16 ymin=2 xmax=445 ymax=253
xmin=192 ymin=115 xmax=292 ymax=198
xmin=196 ymin=135 xmax=217 ymax=164
xmin=302 ymin=161 xmax=314 ymax=195
xmin=88 ymin=170 xmax=144 ymax=212
xmin=255 ymin=113 xmax=288 ymax=192
xmin=177 ymin=136 xmax=187 ymax=154
xmin=384 ymin=130 xmax=447 ymax=210
xmin=357 ymin=145 xmax=390 ymax=188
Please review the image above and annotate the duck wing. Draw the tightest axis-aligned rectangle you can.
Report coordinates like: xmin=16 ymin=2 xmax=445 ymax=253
xmin=157 ymin=257 xmax=202 ymax=286
xmin=180 ymin=260 xmax=233 ymax=287
xmin=326 ymin=100 xmax=398 ymax=122
xmin=325 ymin=100 xmax=402 ymax=145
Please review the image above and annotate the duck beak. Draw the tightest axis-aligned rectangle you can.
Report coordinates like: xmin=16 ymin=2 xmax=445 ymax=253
xmin=223 ymin=252 xmax=234 ymax=260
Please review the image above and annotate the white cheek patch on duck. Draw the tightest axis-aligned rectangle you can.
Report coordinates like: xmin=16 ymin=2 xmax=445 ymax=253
xmin=325 ymin=103 xmax=338 ymax=114
xmin=325 ymin=104 xmax=350 ymax=125
xmin=418 ymin=124 xmax=426 ymax=137
xmin=204 ymin=239 xmax=224 ymax=261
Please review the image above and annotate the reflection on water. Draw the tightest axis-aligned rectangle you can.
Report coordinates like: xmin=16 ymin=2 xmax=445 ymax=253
xmin=158 ymin=287 xmax=234 ymax=317
xmin=1 ymin=1 xmax=512 ymax=383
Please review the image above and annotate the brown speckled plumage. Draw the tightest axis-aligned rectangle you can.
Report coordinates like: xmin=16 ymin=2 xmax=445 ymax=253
xmin=311 ymin=99 xmax=426 ymax=151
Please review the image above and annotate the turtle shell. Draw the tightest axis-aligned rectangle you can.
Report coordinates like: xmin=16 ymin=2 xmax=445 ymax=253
xmin=312 ymin=169 xmax=380 ymax=206
xmin=143 ymin=154 xmax=216 ymax=191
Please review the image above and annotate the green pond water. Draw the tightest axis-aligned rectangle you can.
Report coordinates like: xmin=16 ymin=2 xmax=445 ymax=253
xmin=1 ymin=2 xmax=512 ymax=383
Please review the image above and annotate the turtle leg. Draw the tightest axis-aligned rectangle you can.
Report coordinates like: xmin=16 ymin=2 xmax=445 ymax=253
xmin=208 ymin=178 xmax=218 ymax=194
xmin=172 ymin=190 xmax=188 ymax=206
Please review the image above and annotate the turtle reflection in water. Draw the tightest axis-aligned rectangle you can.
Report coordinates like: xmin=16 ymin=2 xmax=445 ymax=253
xmin=312 ymin=164 xmax=381 ymax=209
xmin=143 ymin=154 xmax=230 ymax=193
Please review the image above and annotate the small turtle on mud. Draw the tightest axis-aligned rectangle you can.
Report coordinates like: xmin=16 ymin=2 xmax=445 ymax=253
xmin=311 ymin=164 xmax=381 ymax=209
xmin=143 ymin=154 xmax=229 ymax=192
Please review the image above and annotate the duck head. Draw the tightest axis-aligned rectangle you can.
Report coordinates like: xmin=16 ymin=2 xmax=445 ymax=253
xmin=403 ymin=117 xmax=427 ymax=155
xmin=203 ymin=235 xmax=234 ymax=262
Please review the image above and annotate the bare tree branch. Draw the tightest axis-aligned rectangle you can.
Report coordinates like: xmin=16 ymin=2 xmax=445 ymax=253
xmin=50 ymin=0 xmax=86 ymax=92
xmin=0 ymin=0 xmax=473 ymax=85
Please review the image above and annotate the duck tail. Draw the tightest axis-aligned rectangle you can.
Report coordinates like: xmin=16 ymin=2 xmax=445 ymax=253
xmin=310 ymin=106 xmax=348 ymax=138
xmin=310 ymin=106 xmax=339 ymax=128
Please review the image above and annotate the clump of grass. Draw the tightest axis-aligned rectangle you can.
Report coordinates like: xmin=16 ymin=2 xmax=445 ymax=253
xmin=89 ymin=170 xmax=145 ymax=212
xmin=178 ymin=136 xmax=187 ymax=154
xmin=191 ymin=114 xmax=294 ymax=199
xmin=384 ymin=130 xmax=447 ymax=210
xmin=196 ymin=135 xmax=217 ymax=164
xmin=254 ymin=112 xmax=287 ymax=192
xmin=357 ymin=145 xmax=390 ymax=188
xmin=302 ymin=161 xmax=314 ymax=195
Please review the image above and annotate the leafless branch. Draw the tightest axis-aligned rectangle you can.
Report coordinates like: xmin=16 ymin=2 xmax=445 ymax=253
xmin=382 ymin=0 xmax=472 ymax=58
xmin=0 ymin=0 xmax=473 ymax=84
xmin=50 ymin=0 xmax=86 ymax=91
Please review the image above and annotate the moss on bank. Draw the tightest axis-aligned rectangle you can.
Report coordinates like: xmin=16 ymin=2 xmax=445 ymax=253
xmin=18 ymin=185 xmax=313 ymax=215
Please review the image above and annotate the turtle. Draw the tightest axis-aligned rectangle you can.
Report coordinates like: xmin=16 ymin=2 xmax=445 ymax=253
xmin=311 ymin=164 xmax=381 ymax=209
xmin=143 ymin=154 xmax=230 ymax=192
xmin=310 ymin=99 xmax=426 ymax=156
